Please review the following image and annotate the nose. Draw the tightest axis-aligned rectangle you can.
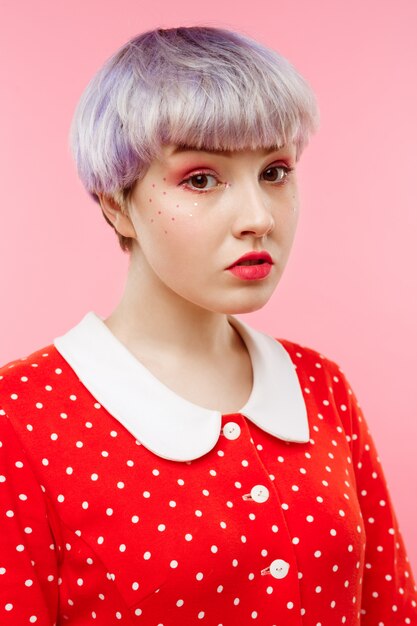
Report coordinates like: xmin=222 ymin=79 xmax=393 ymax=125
xmin=231 ymin=183 xmax=275 ymax=239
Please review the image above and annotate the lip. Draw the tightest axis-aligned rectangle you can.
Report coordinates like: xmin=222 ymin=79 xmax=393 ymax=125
xmin=227 ymin=263 xmax=272 ymax=280
xmin=227 ymin=250 xmax=274 ymax=269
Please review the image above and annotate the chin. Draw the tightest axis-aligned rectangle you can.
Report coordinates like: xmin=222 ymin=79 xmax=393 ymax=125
xmin=216 ymin=291 xmax=276 ymax=316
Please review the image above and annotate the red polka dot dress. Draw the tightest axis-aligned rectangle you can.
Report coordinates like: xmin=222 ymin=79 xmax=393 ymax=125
xmin=0 ymin=311 xmax=416 ymax=625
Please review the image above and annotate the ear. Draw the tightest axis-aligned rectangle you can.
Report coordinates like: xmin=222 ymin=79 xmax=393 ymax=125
xmin=98 ymin=194 xmax=137 ymax=239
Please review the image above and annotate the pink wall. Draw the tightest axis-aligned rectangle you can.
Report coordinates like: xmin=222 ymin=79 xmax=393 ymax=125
xmin=1 ymin=0 xmax=416 ymax=570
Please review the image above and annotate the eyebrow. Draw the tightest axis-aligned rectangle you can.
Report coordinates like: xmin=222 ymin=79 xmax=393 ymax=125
xmin=170 ymin=144 xmax=284 ymax=157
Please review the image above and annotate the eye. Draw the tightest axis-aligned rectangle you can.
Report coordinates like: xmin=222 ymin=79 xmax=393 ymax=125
xmin=182 ymin=172 xmax=219 ymax=192
xmin=262 ymin=165 xmax=292 ymax=183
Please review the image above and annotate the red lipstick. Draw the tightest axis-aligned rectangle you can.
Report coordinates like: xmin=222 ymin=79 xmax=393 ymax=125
xmin=226 ymin=251 xmax=274 ymax=281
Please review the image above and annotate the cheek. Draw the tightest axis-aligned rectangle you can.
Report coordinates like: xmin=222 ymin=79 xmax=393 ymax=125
xmin=144 ymin=192 xmax=204 ymax=237
xmin=161 ymin=213 xmax=207 ymax=243
xmin=274 ymin=185 xmax=300 ymax=223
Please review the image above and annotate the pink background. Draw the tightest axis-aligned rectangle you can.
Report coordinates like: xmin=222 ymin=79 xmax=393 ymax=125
xmin=1 ymin=0 xmax=416 ymax=570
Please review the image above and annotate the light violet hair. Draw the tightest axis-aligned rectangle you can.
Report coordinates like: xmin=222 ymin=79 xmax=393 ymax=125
xmin=70 ymin=26 xmax=319 ymax=253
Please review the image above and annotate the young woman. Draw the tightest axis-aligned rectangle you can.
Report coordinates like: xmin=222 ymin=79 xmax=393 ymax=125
xmin=0 ymin=26 xmax=416 ymax=626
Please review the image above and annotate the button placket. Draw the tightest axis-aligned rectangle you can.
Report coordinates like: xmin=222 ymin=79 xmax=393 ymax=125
xmin=241 ymin=483 xmax=289 ymax=581
xmin=218 ymin=415 xmax=302 ymax=622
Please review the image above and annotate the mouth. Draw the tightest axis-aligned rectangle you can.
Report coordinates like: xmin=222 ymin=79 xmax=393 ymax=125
xmin=227 ymin=251 xmax=273 ymax=269
xmin=235 ymin=259 xmax=268 ymax=266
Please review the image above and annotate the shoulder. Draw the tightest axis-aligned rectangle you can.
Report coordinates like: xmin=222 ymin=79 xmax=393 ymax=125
xmin=275 ymin=336 xmax=344 ymax=380
xmin=0 ymin=342 xmax=91 ymax=472
xmin=0 ymin=342 xmax=64 ymax=391
xmin=274 ymin=336 xmax=357 ymax=420
xmin=0 ymin=342 xmax=75 ymax=421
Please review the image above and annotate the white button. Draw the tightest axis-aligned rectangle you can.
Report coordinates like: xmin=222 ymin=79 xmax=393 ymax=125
xmin=270 ymin=559 xmax=290 ymax=579
xmin=242 ymin=485 xmax=270 ymax=503
xmin=251 ymin=485 xmax=269 ymax=503
xmin=261 ymin=559 xmax=290 ymax=579
xmin=223 ymin=422 xmax=241 ymax=440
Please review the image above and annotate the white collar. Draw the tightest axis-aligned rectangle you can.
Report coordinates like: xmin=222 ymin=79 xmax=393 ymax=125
xmin=53 ymin=311 xmax=309 ymax=462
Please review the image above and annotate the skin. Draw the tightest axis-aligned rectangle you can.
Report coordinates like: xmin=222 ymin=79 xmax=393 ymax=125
xmin=98 ymin=143 xmax=300 ymax=411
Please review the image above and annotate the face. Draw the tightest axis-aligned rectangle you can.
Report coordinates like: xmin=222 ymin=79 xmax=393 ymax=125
xmin=118 ymin=143 xmax=299 ymax=315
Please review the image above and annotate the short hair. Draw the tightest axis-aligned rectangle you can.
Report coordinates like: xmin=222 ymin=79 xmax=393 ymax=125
xmin=70 ymin=26 xmax=319 ymax=253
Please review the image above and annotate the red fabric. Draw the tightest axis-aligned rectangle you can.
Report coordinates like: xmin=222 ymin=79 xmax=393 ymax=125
xmin=0 ymin=339 xmax=416 ymax=625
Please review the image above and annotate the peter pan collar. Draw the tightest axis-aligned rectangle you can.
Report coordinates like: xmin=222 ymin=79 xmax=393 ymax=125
xmin=53 ymin=311 xmax=309 ymax=462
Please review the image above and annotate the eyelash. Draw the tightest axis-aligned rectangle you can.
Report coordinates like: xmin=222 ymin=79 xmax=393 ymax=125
xmin=179 ymin=165 xmax=294 ymax=194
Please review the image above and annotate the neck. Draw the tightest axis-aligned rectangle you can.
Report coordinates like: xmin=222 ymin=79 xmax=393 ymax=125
xmin=103 ymin=253 xmax=240 ymax=360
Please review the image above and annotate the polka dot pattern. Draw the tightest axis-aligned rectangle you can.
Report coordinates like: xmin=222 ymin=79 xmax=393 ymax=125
xmin=0 ymin=340 xmax=416 ymax=624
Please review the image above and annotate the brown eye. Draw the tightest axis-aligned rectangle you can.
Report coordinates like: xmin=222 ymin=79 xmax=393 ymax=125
xmin=190 ymin=174 xmax=209 ymax=188
xmin=185 ymin=173 xmax=218 ymax=191
xmin=262 ymin=166 xmax=288 ymax=182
